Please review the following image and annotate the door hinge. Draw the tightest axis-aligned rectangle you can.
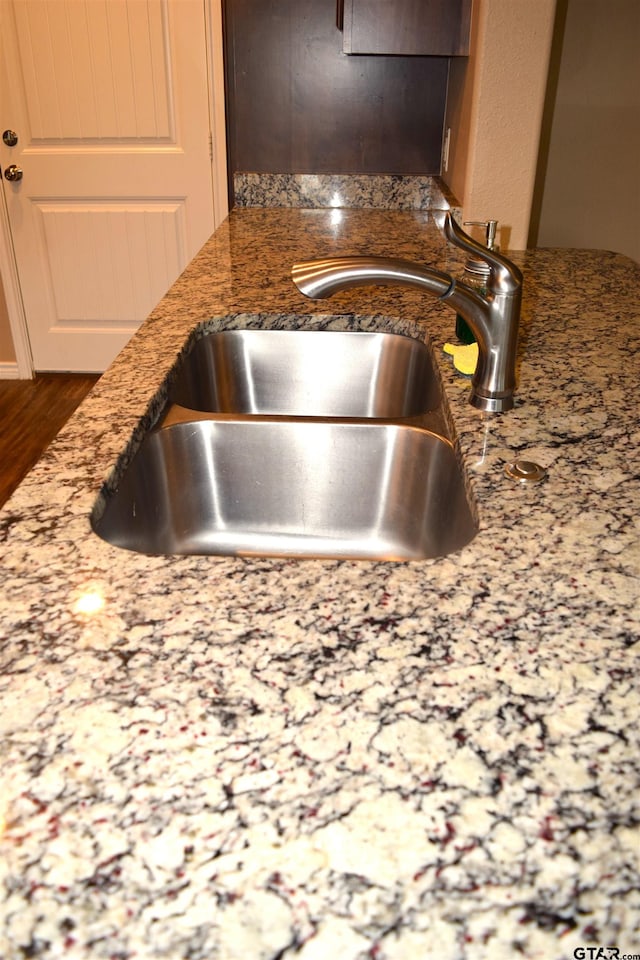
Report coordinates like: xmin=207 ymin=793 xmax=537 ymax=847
xmin=208 ymin=132 xmax=213 ymax=161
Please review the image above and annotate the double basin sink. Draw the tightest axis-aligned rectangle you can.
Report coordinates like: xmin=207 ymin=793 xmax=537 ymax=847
xmin=92 ymin=327 xmax=477 ymax=560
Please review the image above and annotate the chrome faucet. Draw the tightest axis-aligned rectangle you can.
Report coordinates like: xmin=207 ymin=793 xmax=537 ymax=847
xmin=291 ymin=213 xmax=523 ymax=412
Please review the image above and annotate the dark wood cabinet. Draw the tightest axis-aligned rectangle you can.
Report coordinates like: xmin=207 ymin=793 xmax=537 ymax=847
xmin=341 ymin=0 xmax=471 ymax=56
xmin=224 ymin=0 xmax=450 ymax=184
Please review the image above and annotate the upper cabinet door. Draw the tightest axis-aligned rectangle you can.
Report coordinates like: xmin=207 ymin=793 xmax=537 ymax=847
xmin=342 ymin=0 xmax=471 ymax=56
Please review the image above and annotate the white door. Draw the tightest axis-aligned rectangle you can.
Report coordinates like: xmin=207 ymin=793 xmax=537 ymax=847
xmin=0 ymin=0 xmax=221 ymax=373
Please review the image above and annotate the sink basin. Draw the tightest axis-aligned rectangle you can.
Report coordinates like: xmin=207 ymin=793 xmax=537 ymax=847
xmin=92 ymin=326 xmax=477 ymax=561
xmin=168 ymin=330 xmax=440 ymax=417
xmin=92 ymin=420 xmax=477 ymax=560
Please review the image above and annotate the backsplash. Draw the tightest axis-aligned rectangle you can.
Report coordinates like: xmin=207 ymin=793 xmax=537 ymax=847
xmin=233 ymin=173 xmax=460 ymax=216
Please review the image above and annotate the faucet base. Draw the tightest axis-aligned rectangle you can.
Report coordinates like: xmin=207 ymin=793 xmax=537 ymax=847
xmin=469 ymin=390 xmax=514 ymax=413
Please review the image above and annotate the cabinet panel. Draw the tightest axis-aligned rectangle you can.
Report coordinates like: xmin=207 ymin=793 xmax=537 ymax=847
xmin=343 ymin=0 xmax=471 ymax=56
xmin=224 ymin=0 xmax=449 ymax=178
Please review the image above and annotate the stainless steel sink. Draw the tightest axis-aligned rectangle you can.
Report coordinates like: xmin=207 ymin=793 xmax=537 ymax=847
xmin=168 ymin=329 xmax=440 ymax=417
xmin=92 ymin=419 xmax=477 ymax=560
xmin=92 ymin=326 xmax=477 ymax=561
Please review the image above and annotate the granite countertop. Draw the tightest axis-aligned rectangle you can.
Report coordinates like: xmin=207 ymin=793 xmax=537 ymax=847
xmin=1 ymin=203 xmax=639 ymax=960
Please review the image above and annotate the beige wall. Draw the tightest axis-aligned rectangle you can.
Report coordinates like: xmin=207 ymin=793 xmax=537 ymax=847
xmin=531 ymin=0 xmax=639 ymax=262
xmin=0 ymin=276 xmax=16 ymax=364
xmin=444 ymin=0 xmax=557 ymax=250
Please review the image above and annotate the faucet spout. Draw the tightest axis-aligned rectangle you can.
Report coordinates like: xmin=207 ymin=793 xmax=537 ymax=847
xmin=291 ymin=213 xmax=522 ymax=413
xmin=291 ymin=257 xmax=455 ymax=301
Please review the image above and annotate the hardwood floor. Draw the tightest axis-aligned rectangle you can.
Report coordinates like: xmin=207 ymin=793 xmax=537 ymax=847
xmin=0 ymin=373 xmax=99 ymax=508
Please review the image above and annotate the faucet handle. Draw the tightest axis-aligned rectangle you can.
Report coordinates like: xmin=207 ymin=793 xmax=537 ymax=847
xmin=443 ymin=214 xmax=522 ymax=294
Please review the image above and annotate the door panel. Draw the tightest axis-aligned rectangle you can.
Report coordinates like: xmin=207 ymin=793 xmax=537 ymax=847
xmin=1 ymin=0 xmax=216 ymax=372
xmin=38 ymin=202 xmax=185 ymax=320
xmin=14 ymin=0 xmax=174 ymax=141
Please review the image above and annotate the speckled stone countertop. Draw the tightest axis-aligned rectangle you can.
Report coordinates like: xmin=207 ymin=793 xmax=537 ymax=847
xmin=1 ymin=205 xmax=639 ymax=960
